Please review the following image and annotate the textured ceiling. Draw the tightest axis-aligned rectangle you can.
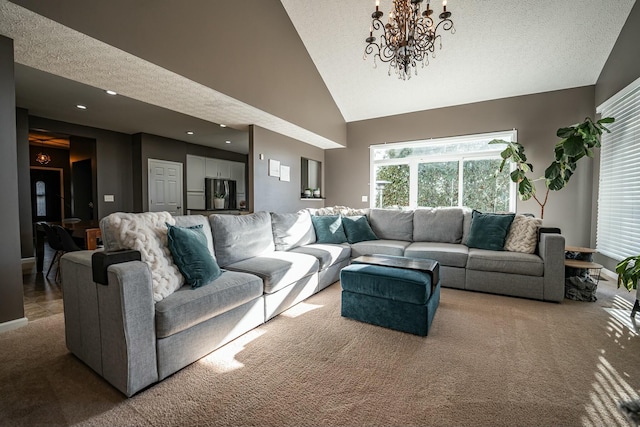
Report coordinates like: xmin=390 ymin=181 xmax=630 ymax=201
xmin=0 ymin=0 xmax=636 ymax=153
xmin=0 ymin=0 xmax=343 ymax=151
xmin=281 ymin=0 xmax=636 ymax=122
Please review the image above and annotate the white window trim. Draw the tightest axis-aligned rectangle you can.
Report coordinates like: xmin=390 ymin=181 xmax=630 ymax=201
xmin=370 ymin=130 xmax=518 ymax=210
xmin=596 ymin=75 xmax=640 ymax=261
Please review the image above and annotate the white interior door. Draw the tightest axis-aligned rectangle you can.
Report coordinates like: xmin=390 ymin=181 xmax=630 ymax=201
xmin=148 ymin=159 xmax=183 ymax=215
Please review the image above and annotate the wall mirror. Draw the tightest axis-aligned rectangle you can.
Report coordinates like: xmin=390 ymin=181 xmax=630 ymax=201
xmin=301 ymin=157 xmax=322 ymax=197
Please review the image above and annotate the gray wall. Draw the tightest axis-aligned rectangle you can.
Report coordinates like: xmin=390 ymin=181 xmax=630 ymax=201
xmin=133 ymin=133 xmax=248 ymax=212
xmin=326 ymin=86 xmax=596 ymax=247
xmin=12 ymin=0 xmax=347 ymax=146
xmin=16 ymin=108 xmax=32 ymax=258
xmin=0 ymin=35 xmax=25 ymax=325
xmin=250 ymin=125 xmax=325 ymax=213
xmin=593 ymin=1 xmax=640 ymax=271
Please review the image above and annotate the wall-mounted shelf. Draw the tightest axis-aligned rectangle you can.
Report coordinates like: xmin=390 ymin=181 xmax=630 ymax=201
xmin=300 ymin=198 xmax=325 ymax=201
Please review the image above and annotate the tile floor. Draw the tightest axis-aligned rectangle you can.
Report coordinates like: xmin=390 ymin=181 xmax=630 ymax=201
xmin=23 ymin=244 xmax=64 ymax=321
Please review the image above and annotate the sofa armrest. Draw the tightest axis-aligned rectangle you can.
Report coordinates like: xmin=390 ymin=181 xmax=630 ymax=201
xmin=61 ymin=251 xmax=158 ymax=397
xmin=538 ymin=232 xmax=565 ymax=302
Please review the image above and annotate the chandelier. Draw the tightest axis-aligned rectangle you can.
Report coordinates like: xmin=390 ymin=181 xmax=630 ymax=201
xmin=35 ymin=151 xmax=51 ymax=165
xmin=364 ymin=0 xmax=454 ymax=80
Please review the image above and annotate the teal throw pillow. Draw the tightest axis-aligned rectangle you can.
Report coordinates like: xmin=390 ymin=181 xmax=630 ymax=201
xmin=342 ymin=216 xmax=378 ymax=244
xmin=167 ymin=223 xmax=222 ymax=288
xmin=311 ymin=215 xmax=348 ymax=244
xmin=465 ymin=210 xmax=515 ymax=251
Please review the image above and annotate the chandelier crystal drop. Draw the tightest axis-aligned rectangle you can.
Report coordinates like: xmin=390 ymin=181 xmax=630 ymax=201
xmin=364 ymin=0 xmax=454 ymax=80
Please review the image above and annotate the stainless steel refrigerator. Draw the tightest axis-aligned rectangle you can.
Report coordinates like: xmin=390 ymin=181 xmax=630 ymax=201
xmin=205 ymin=178 xmax=237 ymax=210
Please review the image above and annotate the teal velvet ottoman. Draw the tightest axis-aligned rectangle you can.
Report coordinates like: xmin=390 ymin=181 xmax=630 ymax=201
xmin=340 ymin=261 xmax=440 ymax=336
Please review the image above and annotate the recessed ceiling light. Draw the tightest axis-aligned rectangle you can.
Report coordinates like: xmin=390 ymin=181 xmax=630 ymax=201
xmin=219 ymin=124 xmax=226 ymax=128
xmin=186 ymin=131 xmax=194 ymax=135
xmin=105 ymin=90 xmax=117 ymax=95
xmin=225 ymin=140 xmax=231 ymax=144
xmin=76 ymin=104 xmax=87 ymax=110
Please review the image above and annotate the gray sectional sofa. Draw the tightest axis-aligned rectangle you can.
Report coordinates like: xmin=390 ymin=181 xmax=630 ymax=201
xmin=60 ymin=207 xmax=564 ymax=397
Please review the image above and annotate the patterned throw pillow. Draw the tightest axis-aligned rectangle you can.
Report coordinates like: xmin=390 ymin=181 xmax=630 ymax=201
xmin=504 ymin=215 xmax=543 ymax=254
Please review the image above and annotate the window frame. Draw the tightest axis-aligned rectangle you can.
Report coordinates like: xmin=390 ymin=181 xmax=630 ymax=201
xmin=370 ymin=130 xmax=518 ymax=210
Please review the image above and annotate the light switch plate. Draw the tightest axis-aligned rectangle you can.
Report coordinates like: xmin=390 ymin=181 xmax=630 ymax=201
xmin=104 ymin=194 xmax=115 ymax=202
xmin=361 ymin=195 xmax=368 ymax=202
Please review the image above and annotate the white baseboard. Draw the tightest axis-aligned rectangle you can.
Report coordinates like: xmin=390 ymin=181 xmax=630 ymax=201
xmin=601 ymin=267 xmax=617 ymax=281
xmin=0 ymin=317 xmax=28 ymax=334
xmin=21 ymin=257 xmax=35 ymax=273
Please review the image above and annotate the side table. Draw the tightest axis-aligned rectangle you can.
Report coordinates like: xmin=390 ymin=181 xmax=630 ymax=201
xmin=564 ymin=245 xmax=602 ymax=301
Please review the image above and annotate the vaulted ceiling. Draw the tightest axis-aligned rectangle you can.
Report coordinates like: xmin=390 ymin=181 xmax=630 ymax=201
xmin=1 ymin=0 xmax=636 ymax=153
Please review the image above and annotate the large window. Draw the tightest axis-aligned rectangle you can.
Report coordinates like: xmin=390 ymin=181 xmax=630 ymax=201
xmin=371 ymin=131 xmax=517 ymax=211
xmin=596 ymin=77 xmax=640 ymax=261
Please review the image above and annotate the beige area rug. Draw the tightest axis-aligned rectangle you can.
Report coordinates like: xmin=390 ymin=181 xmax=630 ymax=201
xmin=2 ymin=281 xmax=640 ymax=427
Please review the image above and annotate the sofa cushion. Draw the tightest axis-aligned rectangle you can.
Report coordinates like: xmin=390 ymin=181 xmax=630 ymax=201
xmin=413 ymin=207 xmax=464 ymax=243
xmin=166 ymin=223 xmax=221 ymax=289
xmin=467 ymin=248 xmax=543 ymax=276
xmin=100 ymin=211 xmax=182 ymax=302
xmin=466 ymin=210 xmax=515 ymax=251
xmin=210 ymin=212 xmax=275 ymax=267
xmin=504 ymin=215 xmax=543 ymax=254
xmin=342 ymin=215 xmax=378 ymax=244
xmin=368 ymin=209 xmax=414 ymax=241
xmin=461 ymin=207 xmax=473 ymax=245
xmin=155 ymin=271 xmax=263 ymax=338
xmin=404 ymin=242 xmax=469 ymax=268
xmin=311 ymin=215 xmax=348 ymax=244
xmin=224 ymin=251 xmax=319 ymax=294
xmin=271 ymin=210 xmax=316 ymax=251
xmin=350 ymin=239 xmax=412 ymax=258
xmin=290 ymin=243 xmax=351 ymax=270
xmin=174 ymin=214 xmax=215 ymax=257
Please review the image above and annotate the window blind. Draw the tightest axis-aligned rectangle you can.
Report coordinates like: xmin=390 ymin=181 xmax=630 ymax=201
xmin=596 ymin=77 xmax=640 ymax=261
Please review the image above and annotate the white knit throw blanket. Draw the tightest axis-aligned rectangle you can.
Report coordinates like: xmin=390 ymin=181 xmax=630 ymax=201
xmin=100 ymin=212 xmax=183 ymax=301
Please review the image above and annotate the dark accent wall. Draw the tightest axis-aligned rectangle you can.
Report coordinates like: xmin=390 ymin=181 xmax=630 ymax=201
xmin=16 ymin=108 xmax=33 ymax=258
xmin=250 ymin=125 xmax=325 ymax=213
xmin=69 ymin=136 xmax=98 ymax=220
xmin=27 ymin=116 xmax=134 ymax=218
xmin=592 ymin=1 xmax=640 ymax=272
xmin=11 ymin=0 xmax=347 ymax=146
xmin=327 ymin=86 xmax=596 ymax=247
xmin=0 ymin=35 xmax=25 ymax=325
xmin=132 ymin=133 xmax=248 ymax=212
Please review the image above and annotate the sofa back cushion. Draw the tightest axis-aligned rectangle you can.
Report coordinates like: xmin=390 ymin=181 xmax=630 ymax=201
xmin=413 ymin=207 xmax=464 ymax=243
xmin=100 ymin=211 xmax=183 ymax=302
xmin=271 ymin=210 xmax=316 ymax=251
xmin=367 ymin=209 xmax=414 ymax=241
xmin=210 ymin=211 xmax=275 ymax=267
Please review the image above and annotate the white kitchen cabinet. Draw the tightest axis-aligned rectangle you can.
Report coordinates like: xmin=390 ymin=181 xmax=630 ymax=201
xmin=187 ymin=192 xmax=205 ymax=210
xmin=205 ymin=158 xmax=231 ymax=179
xmin=186 ymin=155 xmax=206 ymax=192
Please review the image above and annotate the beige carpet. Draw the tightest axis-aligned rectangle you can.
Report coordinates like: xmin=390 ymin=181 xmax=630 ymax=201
xmin=2 ymin=281 xmax=640 ymax=427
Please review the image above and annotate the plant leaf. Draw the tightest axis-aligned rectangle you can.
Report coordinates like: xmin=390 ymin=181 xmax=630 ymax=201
xmin=557 ymin=127 xmax=574 ymax=138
